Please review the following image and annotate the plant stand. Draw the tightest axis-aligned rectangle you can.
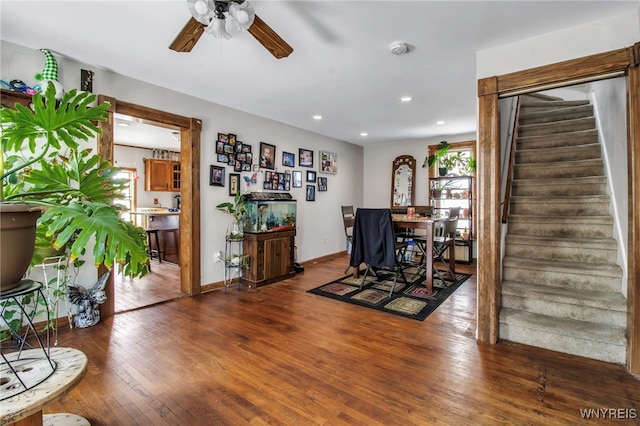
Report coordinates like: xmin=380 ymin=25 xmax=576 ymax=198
xmin=224 ymin=236 xmax=245 ymax=291
xmin=0 ymin=280 xmax=55 ymax=401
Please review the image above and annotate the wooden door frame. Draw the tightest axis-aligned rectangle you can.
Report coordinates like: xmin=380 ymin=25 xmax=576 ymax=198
xmin=476 ymin=42 xmax=640 ymax=374
xmin=97 ymin=96 xmax=202 ymax=318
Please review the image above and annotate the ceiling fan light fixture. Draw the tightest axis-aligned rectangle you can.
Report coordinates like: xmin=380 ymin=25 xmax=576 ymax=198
xmin=206 ymin=17 xmax=232 ymax=40
xmin=187 ymin=0 xmax=216 ymax=24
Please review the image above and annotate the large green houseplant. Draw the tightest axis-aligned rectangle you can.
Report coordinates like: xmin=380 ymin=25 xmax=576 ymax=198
xmin=1 ymin=84 xmax=149 ymax=292
xmin=423 ymin=140 xmax=476 ymax=176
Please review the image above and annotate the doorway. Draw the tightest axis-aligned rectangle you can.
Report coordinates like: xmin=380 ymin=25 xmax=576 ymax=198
xmin=96 ymin=96 xmax=202 ymax=318
xmin=475 ymin=43 xmax=640 ymax=374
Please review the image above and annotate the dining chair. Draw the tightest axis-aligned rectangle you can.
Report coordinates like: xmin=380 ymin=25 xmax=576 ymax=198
xmin=341 ymin=206 xmax=355 ymax=273
xmin=432 ymin=215 xmax=459 ymax=282
xmin=349 ymin=208 xmax=408 ymax=297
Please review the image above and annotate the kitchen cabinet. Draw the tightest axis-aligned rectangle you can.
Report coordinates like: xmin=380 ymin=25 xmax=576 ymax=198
xmin=144 ymin=159 xmax=181 ymax=192
xmin=241 ymin=229 xmax=296 ymax=288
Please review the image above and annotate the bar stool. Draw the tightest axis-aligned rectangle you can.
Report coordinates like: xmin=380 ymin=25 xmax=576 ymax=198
xmin=145 ymin=229 xmax=162 ymax=271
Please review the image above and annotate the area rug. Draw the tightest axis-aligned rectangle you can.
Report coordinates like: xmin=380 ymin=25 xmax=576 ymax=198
xmin=307 ymin=269 xmax=471 ymax=321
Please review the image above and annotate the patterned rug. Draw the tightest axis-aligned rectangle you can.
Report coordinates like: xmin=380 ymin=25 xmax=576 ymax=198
xmin=307 ymin=268 xmax=471 ymax=321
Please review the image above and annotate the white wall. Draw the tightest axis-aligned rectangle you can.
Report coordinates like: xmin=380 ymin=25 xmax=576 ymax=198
xmin=2 ymin=40 xmax=364 ymax=288
xmin=589 ymin=77 xmax=629 ymax=295
xmin=476 ymin=11 xmax=640 ymax=78
xmin=363 ymin=134 xmax=476 ymax=209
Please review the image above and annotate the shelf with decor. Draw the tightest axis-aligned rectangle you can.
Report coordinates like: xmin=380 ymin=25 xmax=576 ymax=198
xmin=429 ymin=175 xmax=474 ymax=264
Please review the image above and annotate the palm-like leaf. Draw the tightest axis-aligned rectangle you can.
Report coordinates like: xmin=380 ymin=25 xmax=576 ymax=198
xmin=1 ymin=86 xmax=149 ymax=279
xmin=41 ymin=202 xmax=148 ymax=278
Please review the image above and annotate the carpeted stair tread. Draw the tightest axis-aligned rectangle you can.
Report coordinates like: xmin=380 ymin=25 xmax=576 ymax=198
xmin=512 ymin=176 xmax=606 ymax=187
xmin=501 ymin=280 xmax=627 ymax=312
xmin=519 ymin=99 xmax=589 ymax=108
xmin=518 ymin=104 xmax=594 ymax=124
xmin=517 ymin=128 xmax=598 ymax=143
xmin=503 ymin=256 xmax=622 ymax=278
xmin=518 ymin=117 xmax=596 ymax=136
xmin=520 ymin=93 xmax=564 ymax=102
xmin=499 ymin=308 xmax=626 ymax=345
xmin=510 ymin=194 xmax=609 ymax=203
xmin=508 ymin=214 xmax=612 ymax=225
xmin=505 ymin=234 xmax=618 ymax=250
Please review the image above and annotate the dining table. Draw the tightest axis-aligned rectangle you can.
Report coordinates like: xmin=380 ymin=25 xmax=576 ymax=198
xmin=391 ymin=214 xmax=455 ymax=296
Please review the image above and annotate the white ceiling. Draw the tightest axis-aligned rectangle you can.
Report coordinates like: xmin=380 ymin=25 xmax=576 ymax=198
xmin=1 ymin=1 xmax=637 ymax=149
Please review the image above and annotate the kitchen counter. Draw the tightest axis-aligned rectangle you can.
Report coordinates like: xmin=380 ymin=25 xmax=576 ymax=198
xmin=131 ymin=210 xmax=180 ymax=216
xmin=132 ymin=210 xmax=180 ymax=265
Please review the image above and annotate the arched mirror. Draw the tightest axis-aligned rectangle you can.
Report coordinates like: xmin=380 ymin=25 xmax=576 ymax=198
xmin=391 ymin=155 xmax=416 ymax=207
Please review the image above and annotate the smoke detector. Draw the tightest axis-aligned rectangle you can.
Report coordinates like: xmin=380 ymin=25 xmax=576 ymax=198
xmin=390 ymin=41 xmax=410 ymax=55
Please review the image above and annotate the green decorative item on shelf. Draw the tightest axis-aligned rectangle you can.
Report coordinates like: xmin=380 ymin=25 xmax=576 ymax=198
xmin=423 ymin=140 xmax=476 ymax=176
xmin=1 ymin=83 xmax=150 ymax=292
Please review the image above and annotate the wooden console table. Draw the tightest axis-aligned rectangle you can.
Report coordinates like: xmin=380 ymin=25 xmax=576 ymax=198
xmin=1 ymin=347 xmax=88 ymax=426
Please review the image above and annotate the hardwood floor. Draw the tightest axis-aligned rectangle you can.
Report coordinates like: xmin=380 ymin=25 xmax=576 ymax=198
xmin=47 ymin=255 xmax=639 ymax=425
xmin=115 ymin=260 xmax=183 ymax=313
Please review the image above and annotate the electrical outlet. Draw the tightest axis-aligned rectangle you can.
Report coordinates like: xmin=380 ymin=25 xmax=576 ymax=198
xmin=153 ymin=198 xmax=159 ymax=205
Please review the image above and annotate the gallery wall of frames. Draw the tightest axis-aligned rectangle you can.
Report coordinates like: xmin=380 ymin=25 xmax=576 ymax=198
xmin=212 ymin=132 xmax=338 ymax=202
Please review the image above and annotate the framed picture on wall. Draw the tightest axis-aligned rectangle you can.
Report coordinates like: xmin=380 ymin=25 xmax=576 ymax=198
xmin=317 ymin=177 xmax=327 ymax=191
xmin=306 ymin=185 xmax=316 ymax=201
xmin=282 ymin=151 xmax=295 ymax=167
xmin=292 ymin=170 xmax=302 ymax=188
xmin=319 ymin=150 xmax=338 ymax=174
xmin=259 ymin=142 xmax=276 ymax=169
xmin=299 ymin=148 xmax=314 ymax=168
xmin=210 ymin=165 xmax=225 ymax=187
xmin=229 ymin=173 xmax=240 ymax=196
xmin=306 ymin=170 xmax=316 ymax=182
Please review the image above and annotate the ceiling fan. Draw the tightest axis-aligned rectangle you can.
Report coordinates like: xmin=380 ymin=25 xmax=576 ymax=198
xmin=170 ymin=0 xmax=293 ymax=59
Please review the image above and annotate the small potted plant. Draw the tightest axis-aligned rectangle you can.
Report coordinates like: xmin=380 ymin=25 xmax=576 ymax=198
xmin=424 ymin=141 xmax=476 ymax=176
xmin=216 ymin=191 xmax=247 ymax=240
xmin=1 ymin=84 xmax=149 ymax=292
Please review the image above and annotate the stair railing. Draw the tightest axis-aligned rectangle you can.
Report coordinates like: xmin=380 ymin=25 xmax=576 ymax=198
xmin=501 ymin=96 xmax=522 ymax=223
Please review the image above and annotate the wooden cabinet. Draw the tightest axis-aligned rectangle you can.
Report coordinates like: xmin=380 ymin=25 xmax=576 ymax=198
xmin=144 ymin=159 xmax=180 ymax=192
xmin=241 ymin=229 xmax=296 ymax=288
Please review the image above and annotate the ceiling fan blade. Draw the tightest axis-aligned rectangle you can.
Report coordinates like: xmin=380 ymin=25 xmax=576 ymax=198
xmin=247 ymin=14 xmax=293 ymax=59
xmin=170 ymin=17 xmax=206 ymax=52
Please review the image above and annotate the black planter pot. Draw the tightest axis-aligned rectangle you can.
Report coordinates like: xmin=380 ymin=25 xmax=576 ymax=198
xmin=438 ymin=167 xmax=448 ymax=177
xmin=0 ymin=203 xmax=41 ymax=292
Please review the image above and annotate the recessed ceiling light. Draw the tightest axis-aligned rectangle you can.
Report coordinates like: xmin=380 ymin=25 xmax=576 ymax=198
xmin=313 ymin=115 xmax=322 ymax=120
xmin=400 ymin=96 xmax=412 ymax=102
xmin=436 ymin=120 xmax=445 ymax=125
xmin=360 ymin=132 xmax=368 ymax=137
xmin=117 ymin=122 xmax=130 ymax=127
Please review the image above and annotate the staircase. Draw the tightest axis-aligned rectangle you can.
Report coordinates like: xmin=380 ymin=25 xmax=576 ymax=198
xmin=499 ymin=93 xmax=627 ymax=364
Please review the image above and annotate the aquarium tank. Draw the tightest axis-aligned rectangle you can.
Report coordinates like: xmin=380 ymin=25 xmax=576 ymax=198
xmin=243 ymin=192 xmax=297 ymax=233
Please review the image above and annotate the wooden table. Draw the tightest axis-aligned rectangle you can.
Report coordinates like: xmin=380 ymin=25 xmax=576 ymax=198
xmin=392 ymin=214 xmax=454 ymax=296
xmin=1 ymin=347 xmax=88 ymax=426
